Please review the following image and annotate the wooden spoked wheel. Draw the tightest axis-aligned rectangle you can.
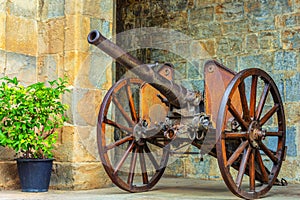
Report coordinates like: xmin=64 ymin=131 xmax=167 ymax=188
xmin=216 ymin=68 xmax=286 ymax=199
xmin=98 ymin=78 xmax=169 ymax=192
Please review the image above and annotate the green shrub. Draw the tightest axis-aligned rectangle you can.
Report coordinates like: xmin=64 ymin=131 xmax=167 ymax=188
xmin=0 ymin=76 xmax=69 ymax=159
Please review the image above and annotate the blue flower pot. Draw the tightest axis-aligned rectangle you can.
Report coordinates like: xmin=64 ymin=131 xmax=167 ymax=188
xmin=17 ymin=158 xmax=53 ymax=192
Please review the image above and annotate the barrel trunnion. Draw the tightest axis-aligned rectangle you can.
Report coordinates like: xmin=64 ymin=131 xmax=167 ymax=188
xmin=88 ymin=30 xmax=287 ymax=199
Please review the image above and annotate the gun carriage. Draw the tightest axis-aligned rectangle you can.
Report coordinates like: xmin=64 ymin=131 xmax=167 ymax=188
xmin=87 ymin=30 xmax=287 ymax=199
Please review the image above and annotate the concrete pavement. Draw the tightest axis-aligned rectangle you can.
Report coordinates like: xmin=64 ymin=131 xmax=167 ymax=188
xmin=0 ymin=178 xmax=299 ymax=200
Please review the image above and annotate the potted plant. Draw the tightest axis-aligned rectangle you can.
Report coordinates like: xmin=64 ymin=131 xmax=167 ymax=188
xmin=0 ymin=76 xmax=69 ymax=192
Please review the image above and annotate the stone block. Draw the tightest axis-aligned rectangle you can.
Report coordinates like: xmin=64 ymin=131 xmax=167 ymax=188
xmin=0 ymin=50 xmax=5 ymax=75
xmin=0 ymin=147 xmax=16 ymax=160
xmin=50 ymin=162 xmax=74 ymax=189
xmin=64 ymin=51 xmax=89 ymax=86
xmin=99 ymin=0 xmax=113 ymax=22
xmin=277 ymin=13 xmax=300 ymax=28
xmin=7 ymin=0 xmax=37 ymax=19
xmin=222 ymin=20 xmax=249 ymax=35
xmin=167 ymin=0 xmax=188 ymax=12
xmin=53 ymin=126 xmax=75 ymax=162
xmin=81 ymin=0 xmax=101 ymax=17
xmin=39 ymin=0 xmax=65 ymax=20
xmin=246 ymin=34 xmax=259 ymax=52
xmin=37 ymin=54 xmax=64 ymax=83
xmin=0 ymin=13 xmax=5 ymax=50
xmin=6 ymin=15 xmax=38 ymax=56
xmin=75 ymin=52 xmax=113 ymax=89
xmin=0 ymin=161 xmax=20 ymax=190
xmin=38 ymin=18 xmax=65 ymax=54
xmin=165 ymin=158 xmax=185 ymax=177
xmin=72 ymin=162 xmax=111 ymax=190
xmin=216 ymin=0 xmax=244 ymax=21
xmin=72 ymin=126 xmax=99 ymax=162
xmin=285 ymin=126 xmax=297 ymax=157
xmin=239 ymin=52 xmax=273 ymax=73
xmin=189 ymin=22 xmax=221 ymax=40
xmin=189 ymin=6 xmax=214 ymax=24
xmin=274 ymin=51 xmax=297 ymax=71
xmin=217 ymin=36 xmax=243 ymax=56
xmin=282 ymin=29 xmax=300 ymax=50
xmin=71 ymin=88 xmax=99 ymax=126
xmin=0 ymin=0 xmax=6 ymax=12
xmin=286 ymin=73 xmax=300 ymax=102
xmin=64 ymin=15 xmax=90 ymax=52
xmin=284 ymin=103 xmax=300 ymax=125
xmin=197 ymin=39 xmax=216 ymax=59
xmin=5 ymin=52 xmax=37 ymax=85
xmin=259 ymin=31 xmax=281 ymax=50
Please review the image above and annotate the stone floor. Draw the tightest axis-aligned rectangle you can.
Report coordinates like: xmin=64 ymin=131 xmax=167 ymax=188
xmin=0 ymin=178 xmax=299 ymax=200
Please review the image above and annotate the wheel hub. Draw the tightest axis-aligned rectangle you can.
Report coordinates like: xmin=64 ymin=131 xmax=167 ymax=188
xmin=248 ymin=121 xmax=266 ymax=149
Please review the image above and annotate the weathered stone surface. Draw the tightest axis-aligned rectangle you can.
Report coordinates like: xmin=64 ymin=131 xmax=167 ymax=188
xmin=0 ymin=147 xmax=16 ymax=160
xmin=38 ymin=0 xmax=65 ymax=20
xmin=282 ymin=29 xmax=300 ymax=50
xmin=0 ymin=0 xmax=6 ymax=12
xmin=5 ymin=52 xmax=37 ymax=85
xmin=246 ymin=34 xmax=259 ymax=52
xmin=64 ymin=15 xmax=90 ymax=52
xmin=239 ymin=52 xmax=273 ymax=73
xmin=37 ymin=54 xmax=64 ymax=82
xmin=7 ymin=0 xmax=37 ymax=19
xmin=0 ymin=161 xmax=19 ymax=190
xmin=222 ymin=20 xmax=249 ymax=35
xmin=0 ymin=50 xmax=5 ymax=76
xmin=6 ymin=15 xmax=38 ymax=56
xmin=53 ymin=126 xmax=75 ymax=162
xmin=71 ymin=88 xmax=98 ymax=126
xmin=50 ymin=162 xmax=74 ymax=189
xmin=72 ymin=162 xmax=111 ymax=190
xmin=38 ymin=18 xmax=65 ymax=54
xmin=216 ymin=0 xmax=245 ymax=21
xmin=0 ymin=13 xmax=5 ymax=50
xmin=217 ymin=36 xmax=243 ymax=56
xmin=259 ymin=31 xmax=281 ymax=50
xmin=285 ymin=73 xmax=300 ymax=102
xmin=274 ymin=51 xmax=297 ymax=71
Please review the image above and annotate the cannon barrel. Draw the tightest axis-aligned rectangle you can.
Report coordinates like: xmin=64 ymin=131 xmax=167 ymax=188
xmin=87 ymin=30 xmax=191 ymax=108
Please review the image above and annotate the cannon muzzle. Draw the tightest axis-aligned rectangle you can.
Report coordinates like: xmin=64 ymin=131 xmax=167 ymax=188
xmin=88 ymin=30 xmax=192 ymax=108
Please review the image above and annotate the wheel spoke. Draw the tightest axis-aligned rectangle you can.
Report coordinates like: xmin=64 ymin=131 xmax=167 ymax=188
xmin=256 ymin=83 xmax=270 ymax=120
xmin=259 ymin=104 xmax=279 ymax=126
xmin=104 ymin=118 xmax=133 ymax=134
xmin=114 ymin=142 xmax=135 ymax=175
xmin=236 ymin=146 xmax=252 ymax=189
xmin=105 ymin=135 xmax=134 ymax=152
xmin=260 ymin=142 xmax=278 ymax=164
xmin=238 ymin=81 xmax=250 ymax=122
xmin=226 ymin=140 xmax=249 ymax=167
xmin=144 ymin=143 xmax=159 ymax=170
xmin=250 ymin=75 xmax=258 ymax=119
xmin=249 ymin=149 xmax=256 ymax=192
xmin=255 ymin=150 xmax=269 ymax=183
xmin=227 ymin=102 xmax=248 ymax=130
xmin=265 ymin=131 xmax=283 ymax=137
xmin=127 ymin=147 xmax=139 ymax=186
xmin=112 ymin=96 xmax=135 ymax=126
xmin=126 ymin=84 xmax=138 ymax=122
xmin=139 ymin=146 xmax=149 ymax=184
xmin=223 ymin=132 xmax=248 ymax=139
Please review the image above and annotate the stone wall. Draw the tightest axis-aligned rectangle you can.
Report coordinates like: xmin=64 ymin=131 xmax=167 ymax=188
xmin=116 ymin=0 xmax=300 ymax=182
xmin=0 ymin=0 xmax=113 ymax=190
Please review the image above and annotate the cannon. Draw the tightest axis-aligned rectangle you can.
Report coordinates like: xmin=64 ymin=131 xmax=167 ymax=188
xmin=87 ymin=30 xmax=287 ymax=199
